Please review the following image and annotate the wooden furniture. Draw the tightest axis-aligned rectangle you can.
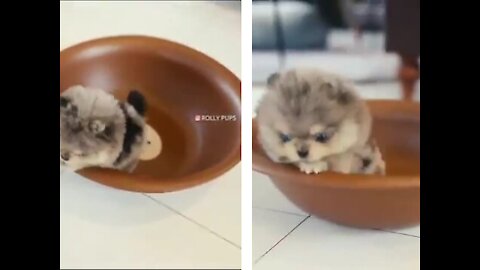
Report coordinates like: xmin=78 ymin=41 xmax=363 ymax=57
xmin=386 ymin=0 xmax=420 ymax=101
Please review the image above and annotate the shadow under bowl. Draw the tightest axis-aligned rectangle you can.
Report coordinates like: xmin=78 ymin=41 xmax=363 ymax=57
xmin=253 ymin=100 xmax=420 ymax=229
xmin=60 ymin=36 xmax=241 ymax=193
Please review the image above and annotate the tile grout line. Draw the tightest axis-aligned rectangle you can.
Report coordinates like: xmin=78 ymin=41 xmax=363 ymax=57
xmin=377 ymin=229 xmax=420 ymax=239
xmin=253 ymin=206 xmax=308 ymax=217
xmin=254 ymin=215 xmax=311 ymax=265
xmin=143 ymin=194 xmax=241 ymax=250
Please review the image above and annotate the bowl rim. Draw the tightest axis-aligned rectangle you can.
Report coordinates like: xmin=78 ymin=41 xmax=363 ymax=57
xmin=60 ymin=35 xmax=241 ymax=193
xmin=253 ymin=100 xmax=420 ymax=190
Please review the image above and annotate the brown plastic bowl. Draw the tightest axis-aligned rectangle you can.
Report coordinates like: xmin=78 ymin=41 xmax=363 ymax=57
xmin=253 ymin=100 xmax=420 ymax=229
xmin=60 ymin=36 xmax=241 ymax=193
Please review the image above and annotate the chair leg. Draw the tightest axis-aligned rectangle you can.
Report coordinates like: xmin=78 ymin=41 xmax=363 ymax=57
xmin=399 ymin=55 xmax=420 ymax=101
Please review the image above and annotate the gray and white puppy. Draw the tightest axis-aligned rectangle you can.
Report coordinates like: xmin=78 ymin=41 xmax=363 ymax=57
xmin=256 ymin=69 xmax=372 ymax=174
xmin=60 ymin=85 xmax=147 ymax=172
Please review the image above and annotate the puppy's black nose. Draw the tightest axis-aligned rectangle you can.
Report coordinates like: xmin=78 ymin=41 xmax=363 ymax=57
xmin=297 ymin=150 xmax=309 ymax=158
xmin=61 ymin=153 xmax=70 ymax=161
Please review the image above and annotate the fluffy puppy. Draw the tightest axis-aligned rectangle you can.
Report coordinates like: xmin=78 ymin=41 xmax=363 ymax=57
xmin=60 ymin=85 xmax=147 ymax=172
xmin=256 ymin=68 xmax=372 ymax=174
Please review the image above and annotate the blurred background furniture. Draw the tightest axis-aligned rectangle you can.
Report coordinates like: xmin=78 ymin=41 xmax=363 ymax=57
xmin=386 ymin=0 xmax=420 ymax=101
xmin=252 ymin=0 xmax=420 ymax=101
xmin=253 ymin=0 xmax=329 ymax=51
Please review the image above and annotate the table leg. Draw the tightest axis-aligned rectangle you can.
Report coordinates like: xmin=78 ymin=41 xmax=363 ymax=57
xmin=399 ymin=55 xmax=420 ymax=101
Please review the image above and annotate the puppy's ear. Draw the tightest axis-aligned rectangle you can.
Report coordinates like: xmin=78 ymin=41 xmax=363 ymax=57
xmin=337 ymin=90 xmax=355 ymax=105
xmin=324 ymin=82 xmax=337 ymax=100
xmin=336 ymin=83 xmax=356 ymax=106
xmin=267 ymin=73 xmax=280 ymax=89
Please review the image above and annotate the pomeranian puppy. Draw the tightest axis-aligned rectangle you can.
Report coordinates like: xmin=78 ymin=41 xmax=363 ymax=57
xmin=60 ymin=85 xmax=147 ymax=172
xmin=256 ymin=68 xmax=373 ymax=174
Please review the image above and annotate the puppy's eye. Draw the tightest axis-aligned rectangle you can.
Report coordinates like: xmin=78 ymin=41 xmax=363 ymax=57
xmin=315 ymin=132 xmax=330 ymax=143
xmin=60 ymin=152 xmax=70 ymax=161
xmin=279 ymin=133 xmax=292 ymax=143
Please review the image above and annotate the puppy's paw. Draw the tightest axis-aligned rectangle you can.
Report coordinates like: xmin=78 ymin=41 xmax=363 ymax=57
xmin=298 ymin=161 xmax=328 ymax=175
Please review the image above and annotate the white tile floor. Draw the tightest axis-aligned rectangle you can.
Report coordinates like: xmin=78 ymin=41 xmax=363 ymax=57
xmin=252 ymin=84 xmax=420 ymax=270
xmin=60 ymin=2 xmax=241 ymax=269
xmin=61 ymin=169 xmax=241 ymax=269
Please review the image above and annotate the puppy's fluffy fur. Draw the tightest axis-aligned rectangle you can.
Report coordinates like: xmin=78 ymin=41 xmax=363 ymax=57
xmin=257 ymin=68 xmax=382 ymax=175
xmin=60 ymin=85 xmax=147 ymax=172
xmin=326 ymin=142 xmax=386 ymax=175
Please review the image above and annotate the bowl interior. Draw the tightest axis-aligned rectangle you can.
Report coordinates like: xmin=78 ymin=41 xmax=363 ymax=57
xmin=60 ymin=36 xmax=241 ymax=192
xmin=253 ymin=100 xmax=420 ymax=187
